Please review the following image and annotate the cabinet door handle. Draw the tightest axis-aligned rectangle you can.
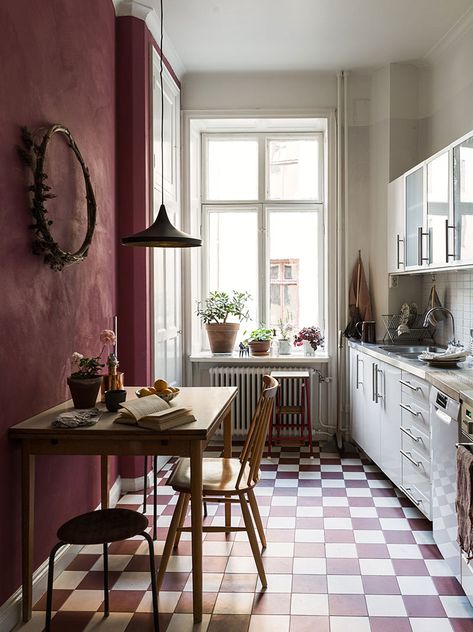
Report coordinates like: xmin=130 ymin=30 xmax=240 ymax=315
xmin=400 ymin=425 xmax=422 ymax=442
xmin=400 ymin=403 xmax=421 ymax=417
xmin=356 ymin=355 xmax=363 ymax=388
xmin=399 ymin=379 xmax=421 ymax=392
xmin=445 ymin=219 xmax=456 ymax=262
xmin=401 ymin=449 xmax=422 ymax=468
xmin=376 ymin=367 xmax=383 ymax=402
xmin=396 ymin=234 xmax=405 ymax=268
xmin=399 ymin=485 xmax=422 ymax=506
xmin=372 ymin=363 xmax=377 ymax=403
xmin=417 ymin=226 xmax=430 ymax=265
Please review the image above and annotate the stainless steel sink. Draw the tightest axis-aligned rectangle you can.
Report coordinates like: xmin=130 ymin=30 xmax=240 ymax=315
xmin=378 ymin=345 xmax=445 ymax=358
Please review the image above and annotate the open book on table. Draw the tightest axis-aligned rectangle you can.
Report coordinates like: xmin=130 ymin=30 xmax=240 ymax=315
xmin=114 ymin=395 xmax=195 ymax=431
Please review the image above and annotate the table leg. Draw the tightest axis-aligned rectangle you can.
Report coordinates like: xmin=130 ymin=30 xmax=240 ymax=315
xmin=21 ymin=445 xmax=35 ymax=622
xmin=223 ymin=408 xmax=232 ymax=529
xmin=101 ymin=455 xmax=109 ymax=509
xmin=190 ymin=440 xmax=203 ymax=623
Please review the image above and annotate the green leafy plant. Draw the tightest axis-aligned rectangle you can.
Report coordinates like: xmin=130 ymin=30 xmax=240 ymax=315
xmin=196 ymin=291 xmax=251 ymax=324
xmin=245 ymin=327 xmax=274 ymax=343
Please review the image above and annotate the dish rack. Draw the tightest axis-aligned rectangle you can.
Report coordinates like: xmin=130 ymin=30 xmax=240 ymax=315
xmin=382 ymin=314 xmax=435 ymax=345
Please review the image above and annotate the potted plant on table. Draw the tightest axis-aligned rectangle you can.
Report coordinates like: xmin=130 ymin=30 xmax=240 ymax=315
xmin=196 ymin=290 xmax=251 ymax=354
xmin=294 ymin=325 xmax=324 ymax=356
xmin=68 ymin=329 xmax=117 ymax=408
xmin=245 ymin=327 xmax=274 ymax=356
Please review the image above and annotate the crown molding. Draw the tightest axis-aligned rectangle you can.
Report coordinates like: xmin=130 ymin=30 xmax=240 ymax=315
xmin=423 ymin=5 xmax=473 ymax=63
xmin=113 ymin=0 xmax=185 ymax=78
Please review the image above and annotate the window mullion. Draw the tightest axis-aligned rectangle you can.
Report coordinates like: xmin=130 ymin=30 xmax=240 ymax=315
xmin=259 ymin=204 xmax=267 ymax=327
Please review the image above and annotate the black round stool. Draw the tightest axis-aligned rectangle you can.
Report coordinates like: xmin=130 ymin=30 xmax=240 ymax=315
xmin=45 ymin=508 xmax=159 ymax=631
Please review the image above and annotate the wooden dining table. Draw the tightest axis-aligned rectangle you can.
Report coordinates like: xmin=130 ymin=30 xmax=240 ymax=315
xmin=9 ymin=385 xmax=237 ymax=624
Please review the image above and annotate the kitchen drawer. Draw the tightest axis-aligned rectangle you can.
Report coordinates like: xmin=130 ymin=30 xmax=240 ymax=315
xmin=400 ymin=481 xmax=432 ymax=520
xmin=400 ymin=372 xmax=430 ymax=407
xmin=400 ymin=395 xmax=430 ymax=434
xmin=401 ymin=447 xmax=431 ymax=500
xmin=401 ymin=422 xmax=430 ymax=460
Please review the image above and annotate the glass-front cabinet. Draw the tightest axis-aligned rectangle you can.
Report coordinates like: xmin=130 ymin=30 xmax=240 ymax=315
xmin=453 ymin=134 xmax=473 ymax=262
xmin=405 ymin=166 xmax=424 ymax=268
xmin=387 ymin=127 xmax=473 ymax=274
xmin=426 ymin=151 xmax=450 ymax=266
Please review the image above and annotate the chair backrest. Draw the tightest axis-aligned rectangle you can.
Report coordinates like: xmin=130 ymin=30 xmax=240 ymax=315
xmin=236 ymin=374 xmax=278 ymax=489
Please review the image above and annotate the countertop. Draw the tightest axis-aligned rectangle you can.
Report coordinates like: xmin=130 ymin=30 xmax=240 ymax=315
xmin=348 ymin=340 xmax=473 ymax=405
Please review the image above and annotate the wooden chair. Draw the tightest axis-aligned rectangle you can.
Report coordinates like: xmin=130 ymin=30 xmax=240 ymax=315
xmin=45 ymin=508 xmax=159 ymax=631
xmin=156 ymin=375 xmax=278 ymax=590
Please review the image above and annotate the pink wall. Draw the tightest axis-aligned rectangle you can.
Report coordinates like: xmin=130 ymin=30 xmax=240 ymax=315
xmin=0 ymin=0 xmax=117 ymax=606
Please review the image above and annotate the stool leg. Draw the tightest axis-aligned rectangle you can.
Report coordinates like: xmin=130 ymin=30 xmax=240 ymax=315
xmin=142 ymin=531 xmax=160 ymax=632
xmin=300 ymin=381 xmax=305 ymax=443
xmin=153 ymin=455 xmax=158 ymax=541
xmin=143 ymin=456 xmax=148 ymax=513
xmin=103 ymin=543 xmax=110 ymax=617
xmin=45 ymin=542 xmax=64 ymax=632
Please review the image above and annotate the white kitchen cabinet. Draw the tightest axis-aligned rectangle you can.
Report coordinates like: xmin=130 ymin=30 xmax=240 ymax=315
xmin=453 ymin=133 xmax=473 ymax=263
xmin=426 ymin=150 xmax=450 ymax=266
xmin=379 ymin=362 xmax=402 ymax=487
xmin=405 ymin=166 xmax=425 ymax=269
xmin=349 ymin=347 xmax=401 ymax=480
xmin=387 ymin=175 xmax=405 ymax=273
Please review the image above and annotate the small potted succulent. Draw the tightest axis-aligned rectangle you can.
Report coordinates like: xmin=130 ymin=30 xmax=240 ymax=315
xmin=294 ymin=325 xmax=324 ymax=356
xmin=278 ymin=312 xmax=294 ymax=355
xmin=245 ymin=327 xmax=274 ymax=356
xmin=68 ymin=330 xmax=116 ymax=408
xmin=196 ymin=290 xmax=251 ymax=354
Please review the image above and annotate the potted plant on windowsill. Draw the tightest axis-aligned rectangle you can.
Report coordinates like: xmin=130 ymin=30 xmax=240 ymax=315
xmin=197 ymin=291 xmax=251 ymax=354
xmin=278 ymin=313 xmax=294 ymax=355
xmin=294 ymin=325 xmax=324 ymax=356
xmin=245 ymin=327 xmax=274 ymax=356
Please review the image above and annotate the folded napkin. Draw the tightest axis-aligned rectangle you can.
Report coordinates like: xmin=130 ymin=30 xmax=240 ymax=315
xmin=53 ymin=408 xmax=102 ymax=428
xmin=456 ymin=445 xmax=473 ymax=559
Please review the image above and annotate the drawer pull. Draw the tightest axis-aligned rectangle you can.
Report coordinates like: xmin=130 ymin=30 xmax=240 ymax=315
xmin=401 ymin=449 xmax=422 ymax=468
xmin=400 ymin=426 xmax=422 ymax=442
xmin=400 ymin=379 xmax=421 ymax=392
xmin=400 ymin=403 xmax=422 ymax=417
xmin=400 ymin=485 xmax=422 ymax=506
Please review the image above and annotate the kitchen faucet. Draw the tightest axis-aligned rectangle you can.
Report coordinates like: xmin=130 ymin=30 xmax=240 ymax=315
xmin=423 ymin=307 xmax=460 ymax=347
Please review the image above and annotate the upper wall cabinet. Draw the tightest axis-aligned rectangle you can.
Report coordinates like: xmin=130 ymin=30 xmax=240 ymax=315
xmin=387 ymin=128 xmax=473 ymax=275
xmin=453 ymin=134 xmax=473 ymax=263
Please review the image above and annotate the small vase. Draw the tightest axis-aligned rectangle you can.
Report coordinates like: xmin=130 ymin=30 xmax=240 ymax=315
xmin=303 ymin=340 xmax=316 ymax=357
xmin=278 ymin=339 xmax=291 ymax=355
xmin=67 ymin=376 xmax=102 ymax=409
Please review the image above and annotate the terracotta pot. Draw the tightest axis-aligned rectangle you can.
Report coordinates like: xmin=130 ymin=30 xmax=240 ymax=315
xmin=248 ymin=340 xmax=271 ymax=356
xmin=205 ymin=323 xmax=240 ymax=354
xmin=67 ymin=376 xmax=102 ymax=409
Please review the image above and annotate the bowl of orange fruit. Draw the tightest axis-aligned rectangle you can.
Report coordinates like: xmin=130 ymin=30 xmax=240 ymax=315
xmin=136 ymin=378 xmax=180 ymax=403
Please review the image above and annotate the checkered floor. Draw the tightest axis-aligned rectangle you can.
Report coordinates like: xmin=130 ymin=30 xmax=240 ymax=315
xmin=16 ymin=441 xmax=473 ymax=632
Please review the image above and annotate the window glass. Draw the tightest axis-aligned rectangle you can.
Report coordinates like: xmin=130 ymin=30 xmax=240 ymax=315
xmin=207 ymin=209 xmax=259 ymax=333
xmin=267 ymin=137 xmax=320 ymax=200
xmin=268 ymin=210 xmax=321 ymax=330
xmin=206 ymin=138 xmax=258 ymax=200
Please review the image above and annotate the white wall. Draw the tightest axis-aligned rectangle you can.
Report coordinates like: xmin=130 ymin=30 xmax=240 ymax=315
xmin=181 ymin=71 xmax=337 ymax=110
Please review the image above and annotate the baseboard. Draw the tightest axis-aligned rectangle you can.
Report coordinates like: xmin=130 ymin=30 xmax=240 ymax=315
xmin=121 ymin=456 xmax=171 ymax=492
xmin=0 ymin=475 xmax=122 ymax=632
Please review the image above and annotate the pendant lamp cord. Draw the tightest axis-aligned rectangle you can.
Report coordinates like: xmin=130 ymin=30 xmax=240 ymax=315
xmin=160 ymin=0 xmax=164 ymax=207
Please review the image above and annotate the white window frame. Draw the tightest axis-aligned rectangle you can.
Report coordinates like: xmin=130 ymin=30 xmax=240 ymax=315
xmin=200 ymin=131 xmax=325 ymax=350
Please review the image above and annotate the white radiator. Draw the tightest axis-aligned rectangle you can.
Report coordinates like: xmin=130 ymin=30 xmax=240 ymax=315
xmin=209 ymin=366 xmax=315 ymax=436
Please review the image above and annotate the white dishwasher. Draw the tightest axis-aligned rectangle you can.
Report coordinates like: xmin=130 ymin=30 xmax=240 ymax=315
xmin=431 ymin=387 xmax=461 ymax=580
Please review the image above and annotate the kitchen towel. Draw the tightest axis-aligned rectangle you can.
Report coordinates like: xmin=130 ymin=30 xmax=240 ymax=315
xmin=344 ymin=251 xmax=373 ymax=339
xmin=456 ymin=444 xmax=473 ymax=559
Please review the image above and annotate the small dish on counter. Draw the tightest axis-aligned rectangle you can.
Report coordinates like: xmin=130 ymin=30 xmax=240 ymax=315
xmin=418 ymin=348 xmax=469 ymax=368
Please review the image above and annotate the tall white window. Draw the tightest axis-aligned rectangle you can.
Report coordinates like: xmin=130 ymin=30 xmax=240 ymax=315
xmin=201 ymin=132 xmax=324 ymax=344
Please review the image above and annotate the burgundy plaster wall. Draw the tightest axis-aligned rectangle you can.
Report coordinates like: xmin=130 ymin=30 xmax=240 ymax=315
xmin=0 ymin=0 xmax=116 ymax=605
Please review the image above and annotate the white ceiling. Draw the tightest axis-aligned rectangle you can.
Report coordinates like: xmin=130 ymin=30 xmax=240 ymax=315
xmin=156 ymin=0 xmax=473 ymax=73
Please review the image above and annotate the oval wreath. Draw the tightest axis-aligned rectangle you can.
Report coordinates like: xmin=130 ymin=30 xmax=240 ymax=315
xmin=18 ymin=124 xmax=97 ymax=271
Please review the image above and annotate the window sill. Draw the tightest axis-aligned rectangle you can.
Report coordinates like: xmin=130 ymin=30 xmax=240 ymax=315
xmin=188 ymin=352 xmax=330 ymax=364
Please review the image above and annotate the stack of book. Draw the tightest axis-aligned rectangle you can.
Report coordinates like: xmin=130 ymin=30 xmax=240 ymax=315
xmin=114 ymin=395 xmax=195 ymax=431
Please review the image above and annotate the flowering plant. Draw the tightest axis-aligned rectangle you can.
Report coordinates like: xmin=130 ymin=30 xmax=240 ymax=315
xmin=293 ymin=326 xmax=324 ymax=351
xmin=70 ymin=329 xmax=116 ymax=379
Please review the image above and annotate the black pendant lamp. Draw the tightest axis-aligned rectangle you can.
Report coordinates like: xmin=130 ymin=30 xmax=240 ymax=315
xmin=121 ymin=0 xmax=201 ymax=249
